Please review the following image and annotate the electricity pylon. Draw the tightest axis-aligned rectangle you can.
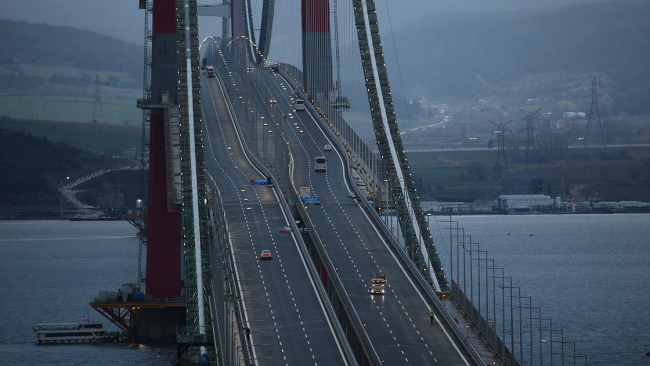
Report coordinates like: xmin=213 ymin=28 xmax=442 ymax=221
xmin=584 ymin=76 xmax=606 ymax=148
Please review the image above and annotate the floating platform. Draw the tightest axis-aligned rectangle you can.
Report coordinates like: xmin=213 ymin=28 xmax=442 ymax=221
xmin=90 ymin=300 xmax=186 ymax=342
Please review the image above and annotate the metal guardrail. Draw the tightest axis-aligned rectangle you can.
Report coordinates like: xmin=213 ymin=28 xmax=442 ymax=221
xmin=205 ymin=171 xmax=246 ymax=366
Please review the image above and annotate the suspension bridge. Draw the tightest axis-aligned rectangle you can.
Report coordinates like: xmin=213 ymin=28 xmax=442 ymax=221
xmin=102 ymin=1 xmax=588 ymax=365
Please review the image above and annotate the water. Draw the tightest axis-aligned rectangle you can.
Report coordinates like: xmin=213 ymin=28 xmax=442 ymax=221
xmin=428 ymin=213 xmax=650 ymax=366
xmin=2 ymin=216 xmax=648 ymax=365
xmin=0 ymin=220 xmax=174 ymax=365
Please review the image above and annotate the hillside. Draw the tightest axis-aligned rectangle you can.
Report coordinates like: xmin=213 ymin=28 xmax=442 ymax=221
xmin=0 ymin=19 xmax=142 ymax=124
xmin=384 ymin=0 xmax=650 ymax=116
xmin=406 ymin=146 xmax=650 ymax=203
xmin=0 ymin=127 xmax=141 ymax=213
xmin=0 ymin=19 xmax=141 ymax=74
xmin=0 ymin=128 xmax=107 ymax=209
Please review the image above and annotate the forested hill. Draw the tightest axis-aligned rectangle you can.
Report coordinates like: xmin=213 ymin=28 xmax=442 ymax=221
xmin=0 ymin=128 xmax=107 ymax=208
xmin=387 ymin=0 xmax=650 ymax=114
xmin=0 ymin=19 xmax=141 ymax=76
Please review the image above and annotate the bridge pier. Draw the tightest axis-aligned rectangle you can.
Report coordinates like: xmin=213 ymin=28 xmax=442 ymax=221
xmin=141 ymin=0 xmax=183 ymax=300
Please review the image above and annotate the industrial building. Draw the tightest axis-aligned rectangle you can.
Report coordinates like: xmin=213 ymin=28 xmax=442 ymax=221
xmin=497 ymin=194 xmax=553 ymax=211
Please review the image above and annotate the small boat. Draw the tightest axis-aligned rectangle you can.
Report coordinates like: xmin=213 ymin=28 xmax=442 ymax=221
xmin=69 ymin=211 xmax=115 ymax=221
xmin=33 ymin=316 xmax=116 ymax=344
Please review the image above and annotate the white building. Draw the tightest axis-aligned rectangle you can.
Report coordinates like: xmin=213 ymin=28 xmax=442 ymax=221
xmin=497 ymin=194 xmax=553 ymax=211
xmin=421 ymin=201 xmax=492 ymax=213
xmin=562 ymin=112 xmax=587 ymax=118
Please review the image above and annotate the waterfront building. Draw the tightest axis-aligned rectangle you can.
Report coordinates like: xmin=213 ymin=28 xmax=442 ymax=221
xmin=497 ymin=194 xmax=553 ymax=211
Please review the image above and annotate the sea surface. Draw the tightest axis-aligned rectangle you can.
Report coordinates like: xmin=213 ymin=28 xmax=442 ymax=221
xmin=0 ymin=220 xmax=174 ymax=365
xmin=428 ymin=213 xmax=650 ymax=366
xmin=1 ymin=215 xmax=649 ymax=365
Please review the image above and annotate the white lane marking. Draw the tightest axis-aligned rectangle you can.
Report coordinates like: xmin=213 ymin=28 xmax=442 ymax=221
xmin=268 ymin=70 xmax=468 ymax=363
xmin=358 ymin=205 xmax=470 ymax=365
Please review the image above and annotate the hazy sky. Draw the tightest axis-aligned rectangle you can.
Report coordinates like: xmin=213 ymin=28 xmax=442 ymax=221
xmin=1 ymin=0 xmax=604 ymax=45
xmin=0 ymin=0 xmax=144 ymax=44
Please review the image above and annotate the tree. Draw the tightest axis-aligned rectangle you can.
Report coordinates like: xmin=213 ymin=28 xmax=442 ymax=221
xmin=466 ymin=161 xmax=486 ymax=180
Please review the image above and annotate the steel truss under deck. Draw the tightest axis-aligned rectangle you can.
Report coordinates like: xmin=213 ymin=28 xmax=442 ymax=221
xmin=90 ymin=301 xmax=185 ymax=341
xmin=176 ymin=0 xmax=215 ymax=362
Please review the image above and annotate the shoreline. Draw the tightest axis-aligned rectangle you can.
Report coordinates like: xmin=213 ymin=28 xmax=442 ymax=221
xmin=425 ymin=209 xmax=650 ymax=216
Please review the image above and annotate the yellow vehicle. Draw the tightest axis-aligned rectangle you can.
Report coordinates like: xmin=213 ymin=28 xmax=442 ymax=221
xmin=369 ymin=273 xmax=386 ymax=295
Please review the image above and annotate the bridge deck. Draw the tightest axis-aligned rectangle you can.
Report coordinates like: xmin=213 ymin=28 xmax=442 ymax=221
xmin=257 ymin=68 xmax=473 ymax=365
xmin=202 ymin=74 xmax=347 ymax=365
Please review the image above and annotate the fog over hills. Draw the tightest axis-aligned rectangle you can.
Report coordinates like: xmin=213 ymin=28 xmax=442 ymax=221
xmin=0 ymin=19 xmax=141 ymax=75
xmin=1 ymin=0 xmax=610 ymax=45
xmin=0 ymin=0 xmax=144 ymax=45
xmin=381 ymin=0 xmax=650 ymax=115
xmin=2 ymin=0 xmax=647 ymax=117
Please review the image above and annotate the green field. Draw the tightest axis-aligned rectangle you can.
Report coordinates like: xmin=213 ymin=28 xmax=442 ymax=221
xmin=0 ymin=64 xmax=137 ymax=83
xmin=0 ymin=63 xmax=140 ymax=124
xmin=0 ymin=95 xmax=140 ymax=125
xmin=407 ymin=146 xmax=650 ymax=202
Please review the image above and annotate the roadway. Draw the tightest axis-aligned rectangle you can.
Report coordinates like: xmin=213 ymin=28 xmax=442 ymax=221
xmin=255 ymin=67 xmax=473 ymax=365
xmin=201 ymin=73 xmax=348 ymax=366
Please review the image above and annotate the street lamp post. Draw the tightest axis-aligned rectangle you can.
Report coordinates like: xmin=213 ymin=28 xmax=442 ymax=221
xmin=537 ymin=315 xmax=550 ymax=366
xmin=471 ymin=248 xmax=487 ymax=327
xmin=493 ymin=272 xmax=510 ymax=361
xmin=502 ymin=284 xmax=520 ymax=366
xmin=476 ymin=255 xmax=493 ymax=345
xmin=506 ymin=286 xmax=524 ymax=365
xmin=457 ymin=227 xmax=465 ymax=298
xmin=462 ymin=237 xmax=480 ymax=316
xmin=517 ymin=296 xmax=536 ymax=366
xmin=540 ymin=318 xmax=578 ymax=366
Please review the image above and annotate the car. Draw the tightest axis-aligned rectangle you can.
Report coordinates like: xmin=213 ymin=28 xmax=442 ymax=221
xmin=369 ymin=283 xmax=385 ymax=294
xmin=294 ymin=98 xmax=305 ymax=111
xmin=300 ymin=195 xmax=321 ymax=205
xmin=260 ymin=250 xmax=272 ymax=260
xmin=369 ymin=273 xmax=386 ymax=294
xmin=270 ymin=97 xmax=277 ymax=104
xmin=323 ymin=144 xmax=332 ymax=151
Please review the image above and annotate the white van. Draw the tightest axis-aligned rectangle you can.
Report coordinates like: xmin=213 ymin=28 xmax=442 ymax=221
xmin=295 ymin=98 xmax=305 ymax=111
xmin=314 ymin=156 xmax=326 ymax=172
xmin=206 ymin=66 xmax=215 ymax=78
